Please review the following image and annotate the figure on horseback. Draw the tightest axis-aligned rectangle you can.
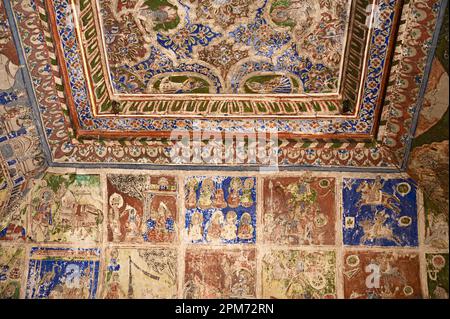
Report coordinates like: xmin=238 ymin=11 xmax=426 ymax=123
xmin=356 ymin=176 xmax=402 ymax=215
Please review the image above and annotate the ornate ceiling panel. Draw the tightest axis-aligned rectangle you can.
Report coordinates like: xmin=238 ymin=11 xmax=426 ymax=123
xmin=47 ymin=0 xmax=401 ymax=138
xmin=4 ymin=0 xmax=447 ymax=169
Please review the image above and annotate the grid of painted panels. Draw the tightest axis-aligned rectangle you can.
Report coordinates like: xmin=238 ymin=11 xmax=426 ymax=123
xmin=0 ymin=169 xmax=447 ymax=299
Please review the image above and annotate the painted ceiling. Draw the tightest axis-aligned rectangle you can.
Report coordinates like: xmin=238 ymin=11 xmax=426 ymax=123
xmin=0 ymin=0 xmax=448 ymax=301
xmin=99 ymin=0 xmax=352 ymax=96
xmin=0 ymin=0 xmax=447 ymax=170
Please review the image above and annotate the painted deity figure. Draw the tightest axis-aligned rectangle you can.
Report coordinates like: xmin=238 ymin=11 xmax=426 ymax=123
xmin=238 ymin=213 xmax=254 ymax=241
xmin=124 ymin=205 xmax=141 ymax=242
xmin=206 ymin=210 xmax=224 ymax=243
xmin=144 ymin=203 xmax=158 ymax=239
xmin=214 ymin=188 xmax=227 ymax=209
xmin=199 ymin=178 xmax=215 ymax=210
xmin=264 ymin=212 xmax=276 ymax=240
xmin=158 ymin=202 xmax=175 ymax=237
xmin=358 ymin=176 xmax=384 ymax=203
xmin=240 ymin=178 xmax=254 ymax=208
xmin=157 ymin=177 xmax=170 ymax=191
xmin=228 ymin=178 xmax=242 ymax=208
xmin=145 ymin=201 xmax=175 ymax=242
xmin=32 ymin=189 xmax=54 ymax=241
xmin=105 ymin=273 xmax=125 ymax=299
xmin=185 ymin=179 xmax=198 ymax=209
xmin=221 ymin=211 xmax=237 ymax=241
xmin=188 ymin=211 xmax=204 ymax=242
xmin=109 ymin=193 xmax=124 ymax=242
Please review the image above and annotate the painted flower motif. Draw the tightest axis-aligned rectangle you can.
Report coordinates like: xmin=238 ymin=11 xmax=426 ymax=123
xmin=100 ymin=5 xmax=149 ymax=66
xmin=270 ymin=2 xmax=347 ymax=75
xmin=230 ymin=17 xmax=291 ymax=58
xmin=157 ymin=24 xmax=221 ymax=59
xmin=432 ymin=255 xmax=446 ymax=269
xmin=303 ymin=65 xmax=338 ymax=93
xmin=198 ymin=40 xmax=249 ymax=79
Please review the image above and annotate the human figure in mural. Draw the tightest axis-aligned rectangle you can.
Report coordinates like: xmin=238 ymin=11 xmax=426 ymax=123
xmin=228 ymin=177 xmax=242 ymax=208
xmin=221 ymin=211 xmax=237 ymax=241
xmin=144 ymin=201 xmax=175 ymax=242
xmin=359 ymin=210 xmax=402 ymax=245
xmin=206 ymin=210 xmax=223 ymax=243
xmin=158 ymin=201 xmax=175 ymax=239
xmin=45 ymin=264 xmax=91 ymax=299
xmin=283 ymin=209 xmax=301 ymax=243
xmin=156 ymin=177 xmax=170 ymax=191
xmin=199 ymin=178 xmax=214 ymax=210
xmin=425 ymin=212 xmax=449 ymax=248
xmin=220 ymin=256 xmax=232 ymax=290
xmin=105 ymin=273 xmax=126 ymax=299
xmin=108 ymin=249 xmax=121 ymax=272
xmin=283 ymin=180 xmax=315 ymax=215
xmin=264 ymin=211 xmax=277 ymax=240
xmin=356 ymin=177 xmax=402 ymax=214
xmin=60 ymin=188 xmax=77 ymax=233
xmin=143 ymin=202 xmax=158 ymax=240
xmin=109 ymin=193 xmax=124 ymax=242
xmin=188 ymin=211 xmax=204 ymax=242
xmin=32 ymin=189 xmax=54 ymax=241
xmin=240 ymin=178 xmax=254 ymax=208
xmin=301 ymin=221 xmax=314 ymax=245
xmin=237 ymin=212 xmax=254 ymax=240
xmin=213 ymin=187 xmax=227 ymax=209
xmin=124 ymin=205 xmax=141 ymax=242
xmin=185 ymin=179 xmax=198 ymax=209
xmin=0 ymin=211 xmax=25 ymax=241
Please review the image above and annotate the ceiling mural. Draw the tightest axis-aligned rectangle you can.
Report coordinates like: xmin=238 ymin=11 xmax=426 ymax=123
xmin=0 ymin=0 xmax=448 ymax=302
xmin=49 ymin=0 xmax=396 ymax=134
xmin=0 ymin=0 xmax=444 ymax=170
xmin=0 ymin=0 xmax=47 ymax=230
xmin=98 ymin=0 xmax=352 ymax=96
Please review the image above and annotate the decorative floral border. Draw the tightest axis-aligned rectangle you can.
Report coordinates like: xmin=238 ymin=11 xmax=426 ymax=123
xmin=46 ymin=0 xmax=399 ymax=139
xmin=7 ymin=0 xmax=446 ymax=168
